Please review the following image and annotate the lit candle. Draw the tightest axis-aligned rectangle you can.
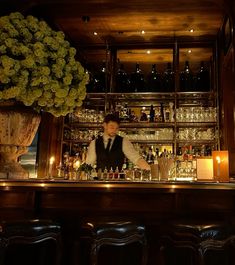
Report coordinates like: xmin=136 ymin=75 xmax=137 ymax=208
xmin=48 ymin=156 xmax=55 ymax=177
xmin=216 ymin=156 xmax=221 ymax=178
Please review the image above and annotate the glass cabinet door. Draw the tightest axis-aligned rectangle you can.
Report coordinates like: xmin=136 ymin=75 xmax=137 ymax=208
xmin=178 ymin=47 xmax=213 ymax=92
xmin=116 ymin=48 xmax=173 ymax=92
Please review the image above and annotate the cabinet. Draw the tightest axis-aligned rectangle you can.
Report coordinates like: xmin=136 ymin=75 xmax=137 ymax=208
xmin=62 ymin=92 xmax=218 ymax=162
xmin=61 ymin=41 xmax=219 ymax=167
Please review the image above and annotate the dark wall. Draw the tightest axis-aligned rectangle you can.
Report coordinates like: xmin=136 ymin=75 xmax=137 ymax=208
xmin=219 ymin=0 xmax=235 ymax=176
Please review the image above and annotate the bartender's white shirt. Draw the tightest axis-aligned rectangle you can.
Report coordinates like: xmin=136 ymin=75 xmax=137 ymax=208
xmin=85 ymin=134 xmax=142 ymax=167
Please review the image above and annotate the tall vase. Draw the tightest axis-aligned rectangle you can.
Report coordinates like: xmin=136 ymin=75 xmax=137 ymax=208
xmin=0 ymin=102 xmax=41 ymax=179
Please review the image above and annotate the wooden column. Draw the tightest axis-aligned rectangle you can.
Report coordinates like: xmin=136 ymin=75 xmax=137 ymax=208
xmin=37 ymin=112 xmax=64 ymax=178
xmin=220 ymin=1 xmax=235 ymax=176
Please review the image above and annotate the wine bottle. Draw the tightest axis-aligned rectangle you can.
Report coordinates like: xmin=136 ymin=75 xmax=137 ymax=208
xmin=148 ymin=64 xmax=162 ymax=92
xmin=130 ymin=63 xmax=145 ymax=92
xmin=149 ymin=105 xmax=155 ymax=122
xmin=195 ymin=61 xmax=210 ymax=91
xmin=116 ymin=63 xmax=130 ymax=92
xmin=146 ymin=147 xmax=155 ymax=164
xmin=162 ymin=62 xmax=175 ymax=92
xmin=180 ymin=61 xmax=194 ymax=91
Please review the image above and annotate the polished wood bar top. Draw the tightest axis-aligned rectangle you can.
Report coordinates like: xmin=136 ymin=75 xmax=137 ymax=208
xmin=0 ymin=179 xmax=234 ymax=191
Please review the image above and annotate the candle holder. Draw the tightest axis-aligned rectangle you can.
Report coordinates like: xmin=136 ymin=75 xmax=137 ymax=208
xmin=212 ymin=151 xmax=229 ymax=182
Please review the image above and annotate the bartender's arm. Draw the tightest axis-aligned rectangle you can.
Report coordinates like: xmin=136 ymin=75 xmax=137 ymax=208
xmin=122 ymin=138 xmax=150 ymax=170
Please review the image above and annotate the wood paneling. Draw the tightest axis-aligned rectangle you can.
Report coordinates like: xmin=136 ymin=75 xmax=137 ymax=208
xmin=0 ymin=0 xmax=225 ymax=49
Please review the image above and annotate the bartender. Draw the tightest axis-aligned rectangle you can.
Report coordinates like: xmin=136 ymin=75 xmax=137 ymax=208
xmin=86 ymin=113 xmax=150 ymax=171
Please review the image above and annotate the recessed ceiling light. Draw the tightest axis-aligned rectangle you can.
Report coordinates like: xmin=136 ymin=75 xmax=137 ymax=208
xmin=189 ymin=29 xmax=194 ymax=33
xmin=141 ymin=30 xmax=145 ymax=34
xmin=93 ymin=32 xmax=98 ymax=35
xmin=147 ymin=50 xmax=151 ymax=54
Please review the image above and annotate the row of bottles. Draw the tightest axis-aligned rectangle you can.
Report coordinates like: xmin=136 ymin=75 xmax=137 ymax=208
xmin=180 ymin=61 xmax=210 ymax=91
xmin=116 ymin=63 xmax=174 ymax=92
xmin=57 ymin=143 xmax=213 ymax=181
xmin=86 ymin=61 xmax=210 ymax=93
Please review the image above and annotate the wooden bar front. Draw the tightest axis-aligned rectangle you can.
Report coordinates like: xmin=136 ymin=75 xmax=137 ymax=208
xmin=1 ymin=180 xmax=235 ymax=264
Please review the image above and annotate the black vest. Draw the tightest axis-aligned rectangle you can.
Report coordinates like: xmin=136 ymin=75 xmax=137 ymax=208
xmin=95 ymin=135 xmax=125 ymax=171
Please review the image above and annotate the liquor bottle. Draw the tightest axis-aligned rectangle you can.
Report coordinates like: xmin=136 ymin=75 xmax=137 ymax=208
xmin=148 ymin=64 xmax=162 ymax=92
xmin=116 ymin=63 xmax=130 ymax=92
xmin=114 ymin=166 xmax=119 ymax=179
xmin=122 ymin=158 xmax=127 ymax=170
xmin=146 ymin=147 xmax=155 ymax=164
xmin=93 ymin=61 xmax=107 ymax=93
xmin=162 ymin=62 xmax=175 ymax=92
xmin=140 ymin=107 xmax=148 ymax=121
xmin=119 ymin=166 xmax=126 ymax=180
xmin=109 ymin=167 xmax=114 ymax=180
xmin=103 ymin=167 xmax=108 ymax=180
xmin=90 ymin=167 xmax=97 ymax=180
xmin=180 ymin=61 xmax=194 ymax=91
xmin=155 ymin=148 xmax=159 ymax=157
xmin=149 ymin=105 xmax=155 ymax=122
xmin=195 ymin=61 xmax=210 ymax=91
xmin=160 ymin=103 xmax=165 ymax=122
xmin=130 ymin=63 xmax=145 ymax=92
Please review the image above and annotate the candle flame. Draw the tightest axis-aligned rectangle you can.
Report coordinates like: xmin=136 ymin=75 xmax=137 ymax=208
xmin=216 ymin=156 xmax=221 ymax=164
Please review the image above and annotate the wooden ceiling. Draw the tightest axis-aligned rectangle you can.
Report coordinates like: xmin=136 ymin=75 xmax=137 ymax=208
xmin=1 ymin=0 xmax=226 ymax=46
xmin=0 ymin=0 xmax=227 ymax=67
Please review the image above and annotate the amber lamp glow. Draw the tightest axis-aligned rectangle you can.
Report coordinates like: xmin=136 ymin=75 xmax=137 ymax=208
xmin=212 ymin=151 xmax=229 ymax=182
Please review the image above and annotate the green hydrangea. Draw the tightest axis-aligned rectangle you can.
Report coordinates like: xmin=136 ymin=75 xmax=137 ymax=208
xmin=0 ymin=12 xmax=89 ymax=117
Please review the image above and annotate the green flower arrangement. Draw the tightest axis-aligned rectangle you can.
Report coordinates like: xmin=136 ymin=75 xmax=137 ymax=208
xmin=0 ymin=12 xmax=89 ymax=117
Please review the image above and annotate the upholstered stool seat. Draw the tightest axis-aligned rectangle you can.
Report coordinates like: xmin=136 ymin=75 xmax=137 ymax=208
xmin=0 ymin=219 xmax=62 ymax=265
xmin=160 ymin=223 xmax=201 ymax=265
xmin=80 ymin=221 xmax=147 ymax=265
xmin=199 ymin=224 xmax=235 ymax=265
xmin=160 ymin=222 xmax=235 ymax=265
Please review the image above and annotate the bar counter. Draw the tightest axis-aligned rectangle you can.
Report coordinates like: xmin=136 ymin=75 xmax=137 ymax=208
xmin=1 ymin=179 xmax=235 ymax=223
xmin=0 ymin=178 xmax=235 ymax=190
xmin=1 ymin=179 xmax=235 ymax=265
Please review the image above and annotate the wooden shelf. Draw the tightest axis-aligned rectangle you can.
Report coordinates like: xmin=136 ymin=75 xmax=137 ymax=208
xmin=176 ymin=122 xmax=217 ymax=128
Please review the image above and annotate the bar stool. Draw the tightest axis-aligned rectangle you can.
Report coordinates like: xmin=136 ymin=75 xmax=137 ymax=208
xmin=0 ymin=219 xmax=62 ymax=265
xmin=160 ymin=222 xmax=235 ymax=265
xmin=159 ymin=223 xmax=201 ymax=265
xmin=80 ymin=221 xmax=148 ymax=265
xmin=199 ymin=224 xmax=235 ymax=265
